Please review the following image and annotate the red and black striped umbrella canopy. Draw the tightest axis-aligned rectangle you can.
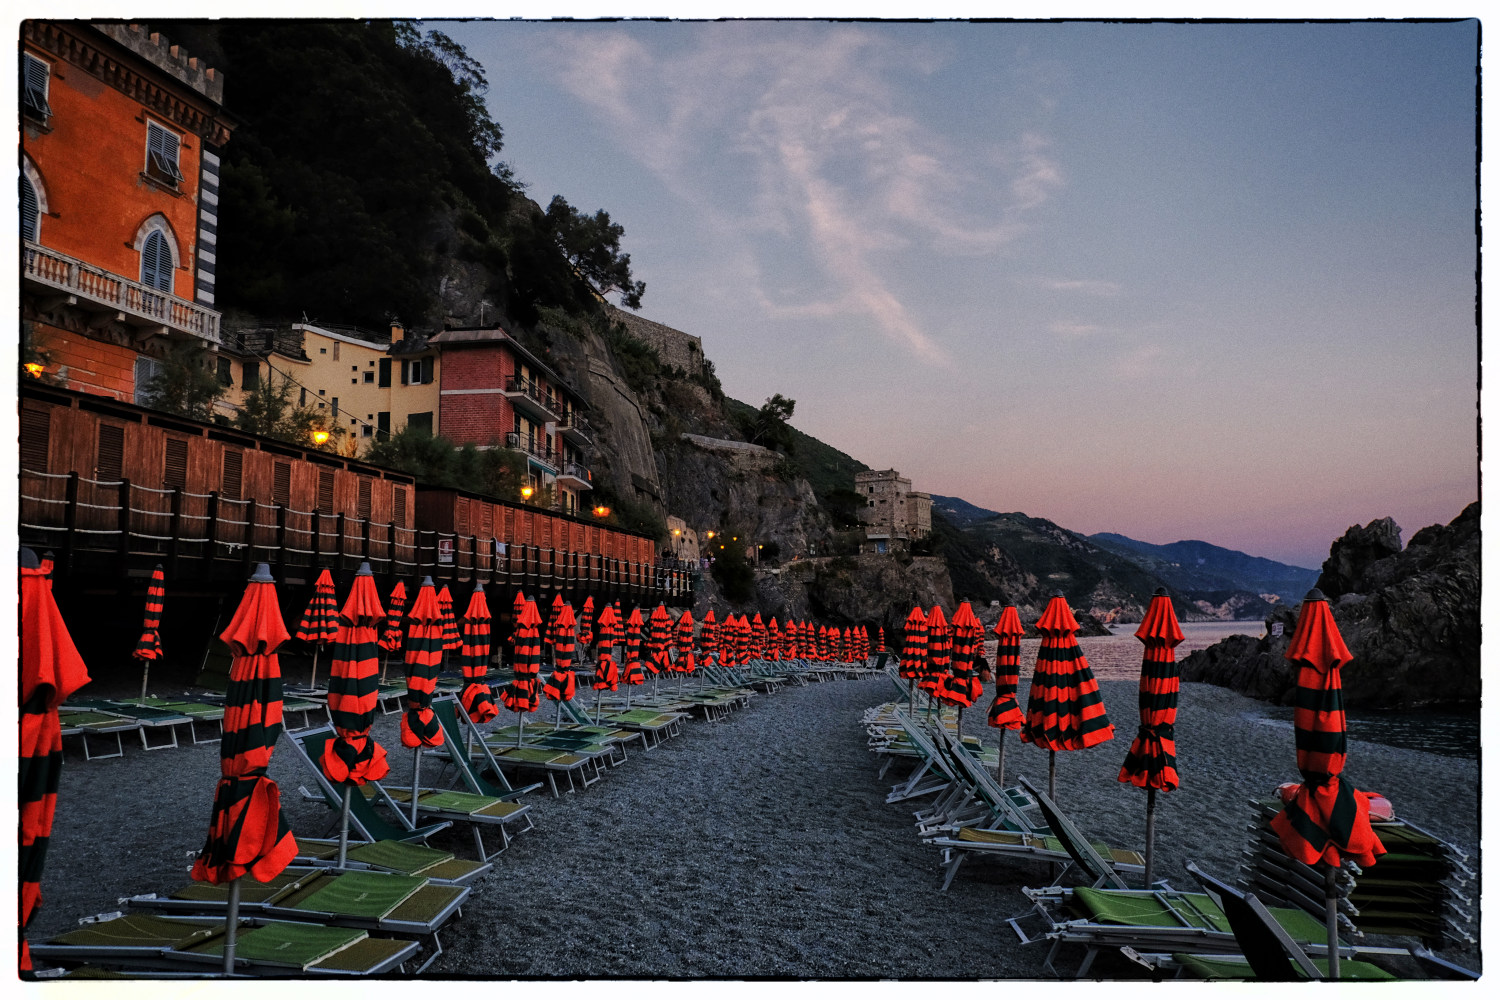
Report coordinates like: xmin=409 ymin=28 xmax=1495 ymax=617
xmin=19 ymin=548 xmax=91 ymax=972
xmin=620 ymin=607 xmax=646 ymax=686
xmin=900 ymin=607 xmax=927 ymax=679
xmin=295 ymin=568 xmax=339 ymax=646
xmin=920 ymin=606 xmax=951 ymax=694
xmin=399 ymin=579 xmax=447 ymax=748
xmin=437 ymin=585 xmax=462 ymax=652
xmin=192 ymin=564 xmax=299 ymax=886
xmin=380 ymin=580 xmax=408 ymax=652
xmin=545 ymin=593 xmax=566 ymax=650
xmin=768 ymin=618 xmax=782 ymax=661
xmin=699 ymin=609 xmax=719 ymax=662
xmin=322 ymin=563 xmax=390 ymax=785
xmin=842 ymin=627 xmax=854 ymax=663
xmin=675 ymin=610 xmax=697 ymax=674
xmin=987 ymin=606 xmax=1026 ymax=731
xmin=1269 ymin=590 xmax=1386 ymax=868
xmin=578 ymin=596 xmax=596 ymax=653
xmin=593 ymin=604 xmax=621 ymax=691
xmin=939 ymin=602 xmax=984 ymax=708
xmin=751 ymin=613 xmax=768 ymax=661
xmin=459 ymin=583 xmax=498 ymax=723
xmin=878 ymin=626 xmax=886 ymax=653
xmin=501 ymin=599 xmax=544 ymax=714
xmin=133 ymin=564 xmax=166 ymax=662
xmin=1021 ymin=593 xmax=1115 ymax=751
xmin=542 ymin=603 xmax=579 ymax=703
xmin=1119 ymin=589 xmax=1185 ymax=791
xmin=645 ymin=604 xmax=673 ymax=675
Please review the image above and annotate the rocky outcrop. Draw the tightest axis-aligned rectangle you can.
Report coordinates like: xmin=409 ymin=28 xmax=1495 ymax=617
xmin=1180 ymin=503 xmax=1479 ymax=709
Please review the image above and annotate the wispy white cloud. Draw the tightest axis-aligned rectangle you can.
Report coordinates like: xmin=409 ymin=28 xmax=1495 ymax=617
xmin=1038 ymin=278 xmax=1124 ymax=296
xmin=533 ymin=26 xmax=1062 ymax=366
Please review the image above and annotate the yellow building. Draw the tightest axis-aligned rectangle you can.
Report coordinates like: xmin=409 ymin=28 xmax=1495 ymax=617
xmin=214 ymin=321 xmax=441 ymax=454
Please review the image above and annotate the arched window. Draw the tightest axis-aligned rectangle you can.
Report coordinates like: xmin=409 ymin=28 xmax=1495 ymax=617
xmin=141 ymin=229 xmax=174 ymax=291
xmin=21 ymin=176 xmax=40 ymax=241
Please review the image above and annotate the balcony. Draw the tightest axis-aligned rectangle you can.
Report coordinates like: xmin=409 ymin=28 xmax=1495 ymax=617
xmin=503 ymin=374 xmax=561 ymax=423
xmin=558 ymin=409 xmax=593 ymax=447
xmin=23 ymin=241 xmax=221 ymax=345
xmin=556 ymin=461 xmax=593 ymax=491
xmin=505 ymin=430 xmax=559 ymax=474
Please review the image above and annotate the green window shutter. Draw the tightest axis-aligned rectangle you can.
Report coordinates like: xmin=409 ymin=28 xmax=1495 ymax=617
xmin=21 ymin=177 xmax=39 ymax=241
xmin=141 ymin=230 xmax=172 ymax=291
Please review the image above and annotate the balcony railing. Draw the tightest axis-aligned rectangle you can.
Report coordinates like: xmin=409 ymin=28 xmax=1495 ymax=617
xmin=558 ymin=461 xmax=593 ymax=490
xmin=558 ymin=409 xmax=593 ymax=445
xmin=23 ymin=241 xmax=221 ymax=345
xmin=503 ymin=375 xmax=561 ymax=421
xmin=505 ymin=430 xmax=559 ymax=470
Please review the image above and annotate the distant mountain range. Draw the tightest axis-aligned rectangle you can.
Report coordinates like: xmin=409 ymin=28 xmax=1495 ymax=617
xmin=927 ymin=494 xmax=1319 ymax=622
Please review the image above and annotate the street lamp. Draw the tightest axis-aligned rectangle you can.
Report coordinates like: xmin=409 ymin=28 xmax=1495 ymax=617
xmin=23 ymin=362 xmax=44 ymax=378
xmin=593 ymin=505 xmax=611 ymax=518
xmin=311 ymin=428 xmax=330 ymax=446
xmin=521 ymin=485 xmax=534 ymax=501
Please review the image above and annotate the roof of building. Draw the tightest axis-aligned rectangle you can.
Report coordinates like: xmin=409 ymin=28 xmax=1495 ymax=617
xmin=430 ymin=326 xmax=580 ymax=401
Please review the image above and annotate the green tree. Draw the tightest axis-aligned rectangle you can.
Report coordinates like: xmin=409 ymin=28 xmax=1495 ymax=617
xmin=139 ymin=340 xmax=226 ymax=420
xmin=710 ymin=534 xmax=756 ymax=603
xmin=543 ymin=195 xmax=646 ymax=308
xmin=363 ymin=425 xmax=528 ymax=499
xmin=233 ymin=366 xmax=325 ymax=446
xmin=747 ymin=393 xmax=797 ymax=454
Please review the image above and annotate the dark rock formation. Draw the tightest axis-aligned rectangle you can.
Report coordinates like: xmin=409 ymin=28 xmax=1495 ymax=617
xmin=1181 ymin=503 xmax=1479 ymax=709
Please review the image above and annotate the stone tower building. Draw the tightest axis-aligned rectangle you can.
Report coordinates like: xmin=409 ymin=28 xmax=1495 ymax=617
xmin=854 ymin=469 xmax=932 ymax=553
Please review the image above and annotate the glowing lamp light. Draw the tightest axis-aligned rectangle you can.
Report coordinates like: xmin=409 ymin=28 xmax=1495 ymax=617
xmin=521 ymin=485 xmax=535 ymax=500
xmin=672 ymin=528 xmax=681 ymax=536
xmin=23 ymin=362 xmax=44 ymax=378
xmin=705 ymin=530 xmax=715 ymax=539
xmin=311 ymin=429 xmax=330 ymax=445
xmin=593 ymin=505 xmax=611 ymax=518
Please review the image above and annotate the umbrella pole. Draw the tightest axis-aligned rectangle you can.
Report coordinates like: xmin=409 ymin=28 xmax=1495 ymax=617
xmin=996 ymin=730 xmax=1007 ymax=785
xmin=909 ymin=679 xmax=915 ymax=716
xmin=140 ymin=661 xmax=150 ymax=704
xmin=337 ymin=784 xmax=353 ymax=869
xmin=309 ymin=644 xmax=320 ymax=690
xmin=555 ymin=699 xmax=563 ymax=731
xmin=517 ymin=713 xmax=524 ymax=748
xmin=410 ymin=748 xmax=422 ymax=827
xmin=223 ymin=876 xmax=241 ymax=974
xmin=1048 ymin=750 xmax=1057 ymax=804
xmin=1143 ymin=787 xmax=1157 ymax=889
xmin=1325 ymin=864 xmax=1341 ymax=980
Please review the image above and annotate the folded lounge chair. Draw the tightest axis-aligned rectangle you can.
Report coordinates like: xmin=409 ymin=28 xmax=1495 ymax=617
xmin=57 ymin=709 xmax=140 ymax=760
xmin=62 ymin=699 xmax=194 ymax=751
xmin=125 ymin=866 xmax=466 ymax=973
xmin=29 ymin=912 xmax=419 ymax=976
xmin=562 ymin=698 xmax=685 ymax=749
xmin=293 ymin=836 xmax=492 ymax=886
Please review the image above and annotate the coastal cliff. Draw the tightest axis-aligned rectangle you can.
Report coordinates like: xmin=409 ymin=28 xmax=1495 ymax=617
xmin=1179 ymin=503 xmax=1479 ymax=709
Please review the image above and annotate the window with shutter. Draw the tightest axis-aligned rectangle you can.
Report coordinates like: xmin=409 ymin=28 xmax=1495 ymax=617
xmin=400 ymin=360 xmax=409 ymax=385
xmin=378 ymin=358 xmax=391 ymax=387
xmin=222 ymin=450 xmax=242 ymax=500
xmin=22 ymin=53 xmax=51 ymax=119
xmin=140 ymin=230 xmax=173 ymax=292
xmin=133 ymin=355 xmax=166 ymax=405
xmin=242 ymin=362 xmax=259 ymax=390
xmin=456 ymin=497 xmax=469 ymax=535
xmin=409 ymin=360 xmax=423 ymax=384
xmin=216 ymin=357 xmax=233 ymax=386
xmin=393 ymin=486 xmax=406 ymax=526
xmin=273 ymin=462 xmax=291 ymax=506
xmin=21 ymin=177 xmax=40 ymax=242
xmin=377 ymin=412 xmax=390 ymax=442
xmin=97 ymin=424 xmax=124 ymax=481
xmin=480 ymin=504 xmax=492 ymax=536
xmin=317 ymin=469 xmax=334 ymax=514
xmin=145 ymin=121 xmax=183 ymax=185
xmin=20 ymin=408 xmax=49 ymax=473
xmin=163 ymin=438 xmax=188 ymax=490
xmin=357 ymin=479 xmax=372 ymax=520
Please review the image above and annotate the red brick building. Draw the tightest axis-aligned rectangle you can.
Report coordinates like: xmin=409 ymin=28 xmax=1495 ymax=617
xmin=21 ymin=21 xmax=232 ymax=402
xmin=429 ymin=326 xmax=594 ymax=514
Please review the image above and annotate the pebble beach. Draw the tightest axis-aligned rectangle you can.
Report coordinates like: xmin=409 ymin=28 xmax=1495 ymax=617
xmin=30 ymin=626 xmax=1481 ymax=979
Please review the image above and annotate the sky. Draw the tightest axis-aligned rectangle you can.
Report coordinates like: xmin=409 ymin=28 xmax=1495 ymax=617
xmin=435 ymin=16 xmax=1478 ymax=570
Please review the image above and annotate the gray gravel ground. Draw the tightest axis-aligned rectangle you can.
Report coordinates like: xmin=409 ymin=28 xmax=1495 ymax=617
xmin=31 ymin=641 xmax=1480 ymax=979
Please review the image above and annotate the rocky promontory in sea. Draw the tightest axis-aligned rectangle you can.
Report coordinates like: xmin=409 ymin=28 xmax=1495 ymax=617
xmin=1179 ymin=502 xmax=1479 ymax=709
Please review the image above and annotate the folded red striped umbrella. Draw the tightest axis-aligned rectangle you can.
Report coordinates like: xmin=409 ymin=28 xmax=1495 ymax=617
xmin=437 ymin=584 xmax=461 ymax=652
xmin=900 ymin=607 xmax=928 ymax=680
xmin=19 ymin=547 xmax=91 ymax=973
xmin=751 ymin=613 xmax=767 ymax=661
xmin=675 ymin=610 xmax=697 ymax=674
xmin=459 ymin=583 xmax=498 ymax=723
xmin=939 ymin=602 xmax=983 ymax=708
xmin=699 ymin=609 xmax=719 ymax=665
xmin=987 ymin=606 xmax=1026 ymax=730
xmin=192 ymin=563 xmax=299 ymax=886
xmin=295 ymin=568 xmax=339 ymax=645
xmin=878 ymin=626 xmax=886 ymax=654
xmin=592 ymin=604 xmax=621 ymax=691
xmin=379 ymin=580 xmax=407 ymax=652
xmin=1022 ymin=592 xmax=1114 ymax=751
xmin=646 ymin=604 xmax=672 ymax=676
xmin=920 ymin=606 xmax=951 ymax=694
xmin=542 ymin=603 xmax=578 ymax=703
xmin=322 ymin=562 xmax=390 ymax=785
xmin=578 ymin=596 xmax=595 ymax=654
xmin=1117 ymin=587 xmax=1184 ymax=889
xmin=1270 ymin=589 xmax=1386 ymax=868
xmin=545 ymin=593 xmax=565 ymax=651
xmin=399 ymin=579 xmax=446 ymax=748
xmin=767 ymin=618 xmax=782 ymax=661
xmin=131 ymin=563 xmax=166 ymax=701
xmin=501 ymin=599 xmax=543 ymax=714
xmin=620 ymin=608 xmax=646 ymax=686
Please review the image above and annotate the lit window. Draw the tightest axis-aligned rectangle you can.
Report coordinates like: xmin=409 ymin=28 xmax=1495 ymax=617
xmin=141 ymin=230 xmax=174 ymax=291
xmin=22 ymin=53 xmax=51 ymax=120
xmin=145 ymin=121 xmax=184 ymax=186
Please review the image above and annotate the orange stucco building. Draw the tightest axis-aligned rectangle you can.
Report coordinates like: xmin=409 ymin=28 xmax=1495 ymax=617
xmin=21 ymin=21 xmax=232 ymax=402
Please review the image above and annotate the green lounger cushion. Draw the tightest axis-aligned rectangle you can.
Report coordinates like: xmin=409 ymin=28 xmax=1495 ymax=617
xmin=278 ymin=871 xmax=426 ymax=920
xmin=47 ymin=913 xmax=221 ymax=950
xmin=342 ymin=839 xmax=455 ymax=874
xmin=1074 ymin=889 xmax=1232 ymax=932
xmin=493 ymin=746 xmax=583 ymax=765
xmin=182 ymin=921 xmax=369 ymax=969
xmin=1172 ymin=953 xmax=1396 ymax=980
xmin=306 ymin=935 xmax=414 ymax=974
xmin=168 ymin=870 xmax=311 ymax=904
xmin=388 ymin=884 xmax=465 ymax=923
